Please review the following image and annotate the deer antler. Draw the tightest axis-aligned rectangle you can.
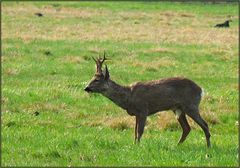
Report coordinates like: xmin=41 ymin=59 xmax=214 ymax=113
xmin=92 ymin=57 xmax=97 ymax=63
xmin=100 ymin=51 xmax=107 ymax=64
xmin=94 ymin=51 xmax=107 ymax=74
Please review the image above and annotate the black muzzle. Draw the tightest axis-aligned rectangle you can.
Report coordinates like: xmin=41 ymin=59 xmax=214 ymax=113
xmin=84 ymin=87 xmax=92 ymax=92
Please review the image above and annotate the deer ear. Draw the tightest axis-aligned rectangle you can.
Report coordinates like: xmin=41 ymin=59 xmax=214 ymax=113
xmin=104 ymin=65 xmax=110 ymax=80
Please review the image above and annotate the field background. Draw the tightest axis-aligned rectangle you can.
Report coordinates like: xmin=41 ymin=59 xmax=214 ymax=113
xmin=2 ymin=1 xmax=239 ymax=167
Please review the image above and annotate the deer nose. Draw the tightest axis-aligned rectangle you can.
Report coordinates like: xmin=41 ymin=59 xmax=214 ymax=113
xmin=84 ymin=87 xmax=91 ymax=92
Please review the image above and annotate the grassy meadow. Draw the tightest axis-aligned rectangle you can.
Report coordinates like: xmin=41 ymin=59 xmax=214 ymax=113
xmin=1 ymin=1 xmax=239 ymax=167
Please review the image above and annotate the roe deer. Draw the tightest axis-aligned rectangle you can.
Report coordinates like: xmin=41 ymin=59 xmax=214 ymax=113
xmin=84 ymin=53 xmax=211 ymax=147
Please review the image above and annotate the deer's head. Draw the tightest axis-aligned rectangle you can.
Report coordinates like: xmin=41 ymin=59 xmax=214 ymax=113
xmin=84 ymin=52 xmax=110 ymax=93
xmin=226 ymin=19 xmax=232 ymax=23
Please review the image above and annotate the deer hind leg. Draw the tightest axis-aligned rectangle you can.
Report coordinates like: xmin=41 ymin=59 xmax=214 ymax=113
xmin=175 ymin=110 xmax=191 ymax=144
xmin=134 ymin=116 xmax=139 ymax=144
xmin=137 ymin=115 xmax=147 ymax=143
xmin=185 ymin=106 xmax=211 ymax=148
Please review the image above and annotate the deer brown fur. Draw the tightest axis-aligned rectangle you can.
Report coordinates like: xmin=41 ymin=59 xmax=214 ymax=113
xmin=84 ymin=53 xmax=211 ymax=147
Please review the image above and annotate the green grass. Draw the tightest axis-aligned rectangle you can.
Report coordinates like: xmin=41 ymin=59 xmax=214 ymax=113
xmin=2 ymin=1 xmax=239 ymax=167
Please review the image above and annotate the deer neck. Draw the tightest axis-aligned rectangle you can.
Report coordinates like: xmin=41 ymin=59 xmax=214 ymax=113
xmin=101 ymin=80 xmax=131 ymax=110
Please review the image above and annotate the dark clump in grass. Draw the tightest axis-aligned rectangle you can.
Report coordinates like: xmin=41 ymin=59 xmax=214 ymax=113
xmin=6 ymin=121 xmax=16 ymax=127
xmin=110 ymin=121 xmax=130 ymax=131
xmin=33 ymin=111 xmax=40 ymax=116
xmin=50 ymin=70 xmax=57 ymax=75
xmin=34 ymin=13 xmax=43 ymax=17
xmin=44 ymin=51 xmax=52 ymax=56
xmin=32 ymin=152 xmax=45 ymax=159
xmin=83 ymin=55 xmax=91 ymax=61
xmin=46 ymin=151 xmax=61 ymax=158
xmin=145 ymin=67 xmax=158 ymax=72
xmin=134 ymin=20 xmax=140 ymax=24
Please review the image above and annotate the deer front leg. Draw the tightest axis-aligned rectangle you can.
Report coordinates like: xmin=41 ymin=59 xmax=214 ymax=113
xmin=137 ymin=115 xmax=147 ymax=142
xmin=134 ymin=116 xmax=139 ymax=144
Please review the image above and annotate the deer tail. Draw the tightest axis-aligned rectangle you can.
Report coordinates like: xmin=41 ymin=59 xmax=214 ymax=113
xmin=201 ymin=88 xmax=205 ymax=98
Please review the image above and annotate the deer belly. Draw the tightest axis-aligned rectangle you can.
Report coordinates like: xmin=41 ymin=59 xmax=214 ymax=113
xmin=147 ymin=99 xmax=177 ymax=114
xmin=126 ymin=109 xmax=136 ymax=116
